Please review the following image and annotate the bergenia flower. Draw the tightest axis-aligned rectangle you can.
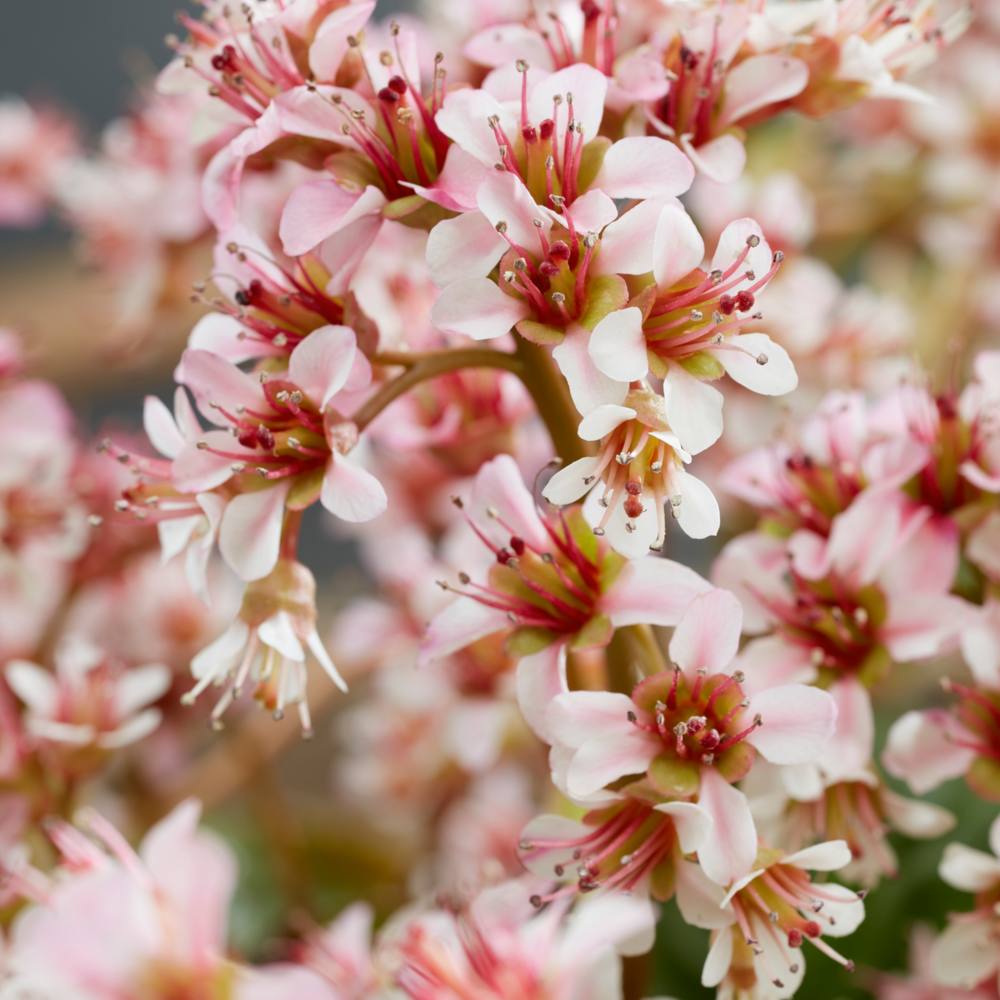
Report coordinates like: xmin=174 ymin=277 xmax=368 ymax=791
xmin=1 ymin=800 xmax=238 ymax=998
xmin=884 ymin=604 xmax=1000 ymax=802
xmin=185 ymin=558 xmax=347 ymax=734
xmin=644 ymin=5 xmax=809 ymax=182
xmin=174 ymin=324 xmax=385 ymax=581
xmin=5 ymin=636 xmax=170 ymax=760
xmin=929 ymin=815 xmax=1000 ymax=992
xmin=542 ymin=383 xmax=720 ymax=556
xmin=538 ymin=588 xmax=836 ymax=885
xmin=716 ymin=489 xmax=974 ymax=750
xmin=389 ymin=878 xmax=657 ymax=999
xmin=675 ymin=840 xmax=865 ymax=998
xmin=420 ymin=454 xmax=711 ymax=737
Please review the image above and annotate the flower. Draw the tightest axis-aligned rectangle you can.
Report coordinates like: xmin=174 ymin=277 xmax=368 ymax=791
xmin=675 ymin=840 xmax=866 ymax=998
xmin=539 ymin=588 xmax=836 ymax=885
xmin=173 ymin=324 xmax=385 ymax=581
xmin=420 ymin=454 xmax=711 ymax=737
xmin=386 ymin=878 xmax=657 ymax=998
xmin=1 ymin=800 xmax=238 ymax=999
xmin=5 ymin=636 xmax=170 ymax=760
xmin=542 ymin=384 xmax=720 ymax=555
xmin=185 ymin=559 xmax=346 ymax=733
xmin=929 ymin=815 xmax=1000 ymax=992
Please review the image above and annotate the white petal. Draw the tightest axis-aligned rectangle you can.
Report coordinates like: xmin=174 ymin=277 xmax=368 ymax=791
xmin=219 ymin=484 xmax=290 ymax=581
xmin=321 ymin=455 xmax=387 ymax=523
xmin=718 ymin=334 xmax=798 ymax=396
xmin=5 ymin=660 xmax=57 ymax=715
xmin=577 ymin=404 xmax=635 ymax=442
xmin=426 ymin=210 xmax=507 ymax=286
xmin=543 ymin=457 xmax=601 ymax=505
xmin=663 ymin=366 xmax=723 ymax=455
xmin=588 ymin=308 xmax=649 ymax=382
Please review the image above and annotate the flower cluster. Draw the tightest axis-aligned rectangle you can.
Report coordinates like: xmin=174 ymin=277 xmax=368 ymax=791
xmin=5 ymin=0 xmax=999 ymax=998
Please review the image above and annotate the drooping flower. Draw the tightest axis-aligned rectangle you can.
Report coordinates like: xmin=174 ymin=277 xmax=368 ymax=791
xmin=420 ymin=454 xmax=711 ymax=737
xmin=675 ymin=840 xmax=866 ymax=998
xmin=185 ymin=559 xmax=346 ymax=734
xmin=929 ymin=815 xmax=1000 ymax=992
xmin=537 ymin=588 xmax=836 ymax=885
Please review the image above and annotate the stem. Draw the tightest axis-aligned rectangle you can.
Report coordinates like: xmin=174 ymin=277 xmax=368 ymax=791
xmin=354 ymin=347 xmax=525 ymax=430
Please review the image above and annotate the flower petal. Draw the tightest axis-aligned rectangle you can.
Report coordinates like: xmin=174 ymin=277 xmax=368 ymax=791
xmin=431 ymin=278 xmax=530 ymax=341
xmin=594 ymin=137 xmax=694 ymax=199
xmin=288 ymin=325 xmax=357 ymax=409
xmin=219 ymin=483 xmax=290 ymax=581
xmin=603 ymin=556 xmax=711 ymax=628
xmin=746 ymin=684 xmax=837 ymax=765
xmin=426 ymin=211 xmax=507 ymax=286
xmin=588 ymin=308 xmax=648 ymax=382
xmin=718 ymin=334 xmax=798 ymax=396
xmin=696 ymin=769 xmax=758 ymax=886
xmin=668 ymin=589 xmax=743 ymax=675
xmin=321 ymin=455 xmax=387 ymax=523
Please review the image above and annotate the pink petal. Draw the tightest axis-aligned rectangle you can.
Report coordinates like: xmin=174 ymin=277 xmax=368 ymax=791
xmin=675 ymin=858 xmax=732 ymax=930
xmin=287 ymin=325 xmax=357 ymax=409
xmin=5 ymin=660 xmax=57 ymax=715
xmin=597 ymin=198 xmax=669 ymax=276
xmin=697 ymin=769 xmax=758 ymax=886
xmin=669 ymin=589 xmax=743 ymax=675
xmin=321 ymin=455 xmax=387 ymax=523
xmin=588 ymin=307 xmax=648 ymax=382
xmin=674 ymin=469 xmax=721 ymax=540
xmin=710 ymin=218 xmax=771 ymax=275
xmin=431 ymin=277 xmax=530 ymax=341
xmin=718 ymin=334 xmax=798 ymax=396
xmin=546 ymin=690 xmax=639 ymax=749
xmin=173 ymin=431 xmax=245 ymax=492
xmin=436 ymin=87 xmax=513 ymax=166
xmin=219 ymin=483 xmax=290 ymax=581
xmin=426 ymin=210 xmax=506 ymax=287
xmin=734 ymin=636 xmax=817 ymax=692
xmin=663 ymin=365 xmax=724 ymax=455
xmin=515 ymin=642 xmax=568 ymax=740
xmin=566 ymin=730 xmax=659 ymax=798
xmin=603 ymin=556 xmax=711 ymax=628
xmin=938 ymin=843 xmax=1000 ymax=893
xmin=823 ymin=679 xmax=875 ymax=778
xmin=528 ymin=64 xmax=608 ymax=143
xmin=655 ymin=800 xmax=713 ymax=854
xmin=464 ymin=23 xmax=555 ymax=69
xmin=553 ymin=326 xmax=628 ymax=413
xmin=594 ymin=136 xmax=694 ymax=199
xmin=279 ymin=181 xmax=386 ymax=257
xmin=475 ymin=171 xmax=546 ymax=251
xmin=470 ymin=454 xmax=549 ymax=550
xmin=930 ymin=916 xmax=1000 ymax=989
xmin=783 ymin=840 xmax=852 ymax=872
xmin=419 ymin=600 xmax=509 ymax=666
xmin=883 ymin=709 xmax=975 ymax=795
xmin=176 ymin=349 xmax=262 ymax=423
xmin=143 ymin=396 xmax=184 ymax=459
xmin=680 ymin=133 xmax=746 ymax=184
xmin=718 ymin=54 xmax=809 ymax=128
xmin=883 ymin=593 xmax=971 ymax=661
xmin=653 ymin=202 xmax=705 ymax=288
xmin=746 ymin=683 xmax=836 ymax=765
xmin=563 ymin=188 xmax=618 ymax=233
xmin=307 ymin=1 xmax=377 ymax=79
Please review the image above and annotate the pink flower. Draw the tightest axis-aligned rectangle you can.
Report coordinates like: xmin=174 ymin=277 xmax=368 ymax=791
xmin=420 ymin=454 xmax=711 ymax=737
xmin=538 ymin=588 xmax=836 ymax=885
xmin=174 ymin=325 xmax=385 ymax=581
xmin=716 ymin=489 xmax=974 ymax=753
xmin=675 ymin=840 xmax=865 ymax=997
xmin=2 ymin=800 xmax=237 ymax=998
xmin=185 ymin=559 xmax=346 ymax=733
xmin=542 ymin=385 xmax=720 ymax=555
xmin=5 ymin=636 xmax=170 ymax=759
xmin=388 ymin=878 xmax=656 ymax=998
xmin=644 ymin=6 xmax=810 ymax=182
xmin=929 ymin=815 xmax=1000 ymax=992
xmin=0 ymin=97 xmax=77 ymax=227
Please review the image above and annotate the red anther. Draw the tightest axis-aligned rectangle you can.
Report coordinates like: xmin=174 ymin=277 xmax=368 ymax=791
xmin=581 ymin=0 xmax=602 ymax=21
xmin=735 ymin=290 xmax=755 ymax=312
xmin=538 ymin=260 xmax=560 ymax=278
xmin=539 ymin=118 xmax=555 ymax=140
xmin=624 ymin=496 xmax=644 ymax=518
xmin=936 ymin=394 xmax=958 ymax=419
xmin=248 ymin=278 xmax=263 ymax=300
xmin=719 ymin=294 xmax=736 ymax=315
xmin=549 ymin=240 xmax=571 ymax=260
xmin=804 ymin=921 xmax=822 ymax=938
xmin=788 ymin=929 xmax=804 ymax=947
xmin=388 ymin=75 xmax=407 ymax=94
xmin=625 ymin=480 xmax=642 ymax=496
xmin=522 ymin=125 xmax=538 ymax=143
xmin=510 ymin=536 xmax=526 ymax=555
xmin=699 ymin=729 xmax=721 ymax=750
xmin=496 ymin=548 xmax=514 ymax=564
xmin=237 ymin=427 xmax=260 ymax=449
xmin=256 ymin=426 xmax=275 ymax=450
xmin=378 ymin=86 xmax=400 ymax=103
